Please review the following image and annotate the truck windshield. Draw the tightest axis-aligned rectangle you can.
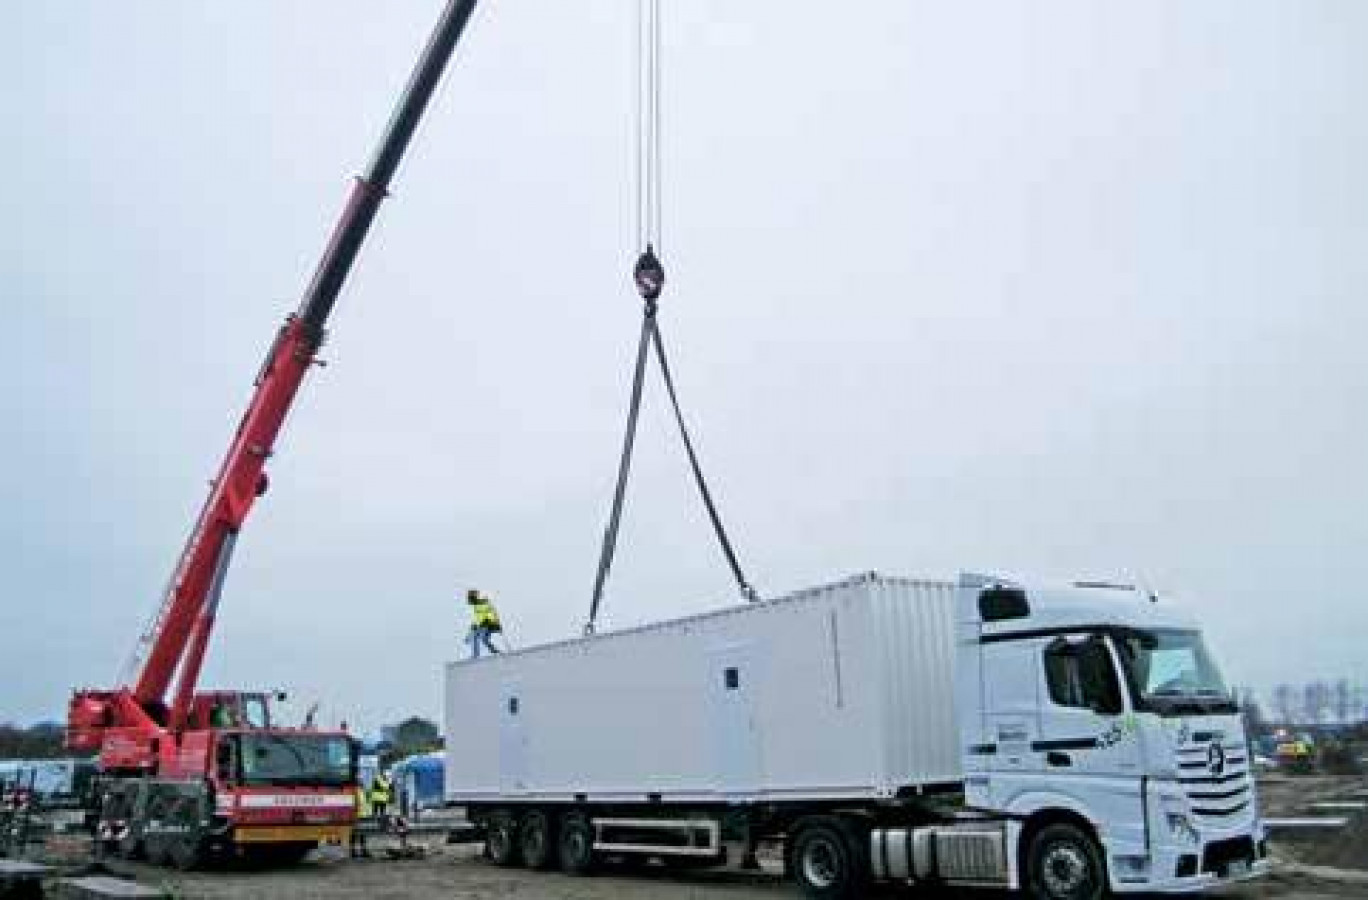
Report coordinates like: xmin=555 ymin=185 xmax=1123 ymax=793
xmin=235 ymin=734 xmax=354 ymax=787
xmin=1114 ymin=629 xmax=1237 ymax=715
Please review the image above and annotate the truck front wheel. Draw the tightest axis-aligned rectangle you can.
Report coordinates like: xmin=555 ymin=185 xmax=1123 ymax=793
xmin=1025 ymin=822 xmax=1107 ymax=900
xmin=789 ymin=818 xmax=867 ymax=900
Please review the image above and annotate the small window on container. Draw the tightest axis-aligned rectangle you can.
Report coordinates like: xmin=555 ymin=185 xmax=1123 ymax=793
xmin=724 ymin=667 xmax=740 ymax=690
xmin=507 ymin=697 xmax=520 ymax=716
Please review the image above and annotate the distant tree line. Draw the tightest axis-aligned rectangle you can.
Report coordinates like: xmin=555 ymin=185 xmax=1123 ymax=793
xmin=0 ymin=723 xmax=66 ymax=760
xmin=374 ymin=716 xmax=443 ymax=767
xmin=1266 ymin=679 xmax=1366 ymax=726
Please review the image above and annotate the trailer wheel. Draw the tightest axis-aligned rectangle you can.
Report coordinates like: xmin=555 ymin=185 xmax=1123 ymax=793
xmin=1025 ymin=822 xmax=1107 ymax=900
xmin=557 ymin=812 xmax=596 ymax=875
xmin=789 ymin=818 xmax=868 ymax=900
xmin=520 ymin=809 xmax=556 ymax=870
xmin=486 ymin=811 xmax=522 ymax=867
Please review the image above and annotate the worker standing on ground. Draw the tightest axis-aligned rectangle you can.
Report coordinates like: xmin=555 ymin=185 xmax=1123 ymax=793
xmin=350 ymin=780 xmax=372 ymax=857
xmin=369 ymin=768 xmax=393 ymax=830
xmin=465 ymin=589 xmax=503 ymax=658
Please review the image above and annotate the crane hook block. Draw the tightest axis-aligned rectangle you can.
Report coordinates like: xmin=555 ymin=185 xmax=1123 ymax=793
xmin=633 ymin=245 xmax=665 ymax=302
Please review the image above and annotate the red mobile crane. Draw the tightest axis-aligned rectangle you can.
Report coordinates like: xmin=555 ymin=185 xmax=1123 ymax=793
xmin=65 ymin=0 xmax=480 ymax=866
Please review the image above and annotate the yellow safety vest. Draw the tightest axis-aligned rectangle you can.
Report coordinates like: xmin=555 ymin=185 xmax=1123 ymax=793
xmin=369 ymin=773 xmax=392 ymax=804
xmin=354 ymin=785 xmax=371 ymax=818
xmin=472 ymin=600 xmax=501 ymax=631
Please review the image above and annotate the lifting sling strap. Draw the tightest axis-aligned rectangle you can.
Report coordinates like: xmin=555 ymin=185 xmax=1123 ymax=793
xmin=585 ymin=0 xmax=758 ymax=635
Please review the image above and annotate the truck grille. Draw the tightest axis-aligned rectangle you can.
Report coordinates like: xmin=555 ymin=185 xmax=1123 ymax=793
xmin=1176 ymin=738 xmax=1252 ymax=823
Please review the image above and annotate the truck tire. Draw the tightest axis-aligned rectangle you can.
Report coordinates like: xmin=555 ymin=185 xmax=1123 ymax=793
xmin=520 ymin=809 xmax=557 ymax=870
xmin=557 ymin=812 xmax=596 ymax=875
xmin=168 ymin=834 xmax=208 ymax=871
xmin=789 ymin=818 xmax=868 ymax=900
xmin=1025 ymin=822 xmax=1107 ymax=900
xmin=116 ymin=831 xmax=144 ymax=861
xmin=486 ymin=811 xmax=522 ymax=867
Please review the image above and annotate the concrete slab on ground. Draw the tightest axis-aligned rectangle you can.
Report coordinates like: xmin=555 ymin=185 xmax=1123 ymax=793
xmin=52 ymin=876 xmax=168 ymax=899
xmin=1264 ymin=817 xmax=1349 ymax=829
xmin=0 ymin=858 xmax=49 ymax=895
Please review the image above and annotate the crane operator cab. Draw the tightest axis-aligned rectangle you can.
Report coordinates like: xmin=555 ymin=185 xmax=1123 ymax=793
xmin=190 ymin=691 xmax=277 ymax=730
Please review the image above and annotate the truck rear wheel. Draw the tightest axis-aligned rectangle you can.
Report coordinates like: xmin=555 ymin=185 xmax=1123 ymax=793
xmin=1025 ymin=823 xmax=1107 ymax=900
xmin=520 ymin=810 xmax=556 ymax=870
xmin=557 ymin=812 xmax=596 ymax=875
xmin=789 ymin=818 xmax=868 ymax=900
xmin=486 ymin=811 xmax=522 ymax=867
xmin=167 ymin=835 xmax=207 ymax=871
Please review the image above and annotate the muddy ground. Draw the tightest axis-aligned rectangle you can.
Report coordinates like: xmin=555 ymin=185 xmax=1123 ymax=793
xmin=17 ymin=772 xmax=1368 ymax=899
xmin=33 ymin=842 xmax=1366 ymax=900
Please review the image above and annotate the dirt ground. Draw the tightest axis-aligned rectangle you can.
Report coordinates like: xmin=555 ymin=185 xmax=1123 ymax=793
xmin=24 ymin=836 xmax=1365 ymax=900
xmin=19 ymin=771 xmax=1368 ymax=899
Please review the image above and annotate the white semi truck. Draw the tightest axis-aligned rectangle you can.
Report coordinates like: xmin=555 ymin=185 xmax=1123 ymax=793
xmin=444 ymin=572 xmax=1268 ymax=899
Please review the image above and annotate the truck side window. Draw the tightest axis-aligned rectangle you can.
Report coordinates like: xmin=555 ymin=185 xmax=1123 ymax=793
xmin=1044 ymin=637 xmax=1123 ymax=715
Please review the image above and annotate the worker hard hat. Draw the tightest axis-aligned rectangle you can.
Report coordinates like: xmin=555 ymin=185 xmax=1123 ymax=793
xmin=466 ymin=589 xmax=481 ymax=603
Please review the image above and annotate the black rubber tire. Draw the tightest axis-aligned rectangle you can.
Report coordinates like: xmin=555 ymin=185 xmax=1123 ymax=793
xmin=789 ymin=819 xmax=868 ymax=900
xmin=145 ymin=837 xmax=173 ymax=869
xmin=168 ymin=835 xmax=208 ymax=871
xmin=486 ymin=812 xmax=522 ymax=867
xmin=557 ymin=812 xmax=596 ymax=875
xmin=116 ymin=833 xmax=144 ymax=861
xmin=520 ymin=810 xmax=556 ymax=870
xmin=1024 ymin=822 xmax=1108 ymax=900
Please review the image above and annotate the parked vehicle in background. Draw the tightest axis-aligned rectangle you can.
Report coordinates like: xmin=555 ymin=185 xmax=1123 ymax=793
xmin=393 ymin=752 xmax=446 ymax=817
xmin=445 ymin=572 xmax=1268 ymax=899
xmin=0 ymin=758 xmax=96 ymax=808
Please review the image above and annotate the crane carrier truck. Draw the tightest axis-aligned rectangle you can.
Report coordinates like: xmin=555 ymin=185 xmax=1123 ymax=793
xmin=64 ymin=0 xmax=482 ymax=867
xmin=445 ymin=573 xmax=1268 ymax=899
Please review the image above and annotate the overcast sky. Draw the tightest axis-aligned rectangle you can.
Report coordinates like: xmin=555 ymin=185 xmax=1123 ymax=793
xmin=4 ymin=1 xmax=1365 ymax=734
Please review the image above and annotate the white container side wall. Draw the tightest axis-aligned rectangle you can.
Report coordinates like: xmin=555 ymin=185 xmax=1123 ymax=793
xmin=444 ymin=574 xmax=962 ymax=804
xmin=869 ymin=577 xmax=963 ymax=786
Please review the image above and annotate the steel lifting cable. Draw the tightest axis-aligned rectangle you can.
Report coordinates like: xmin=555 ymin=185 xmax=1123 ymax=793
xmin=585 ymin=0 xmax=757 ymax=635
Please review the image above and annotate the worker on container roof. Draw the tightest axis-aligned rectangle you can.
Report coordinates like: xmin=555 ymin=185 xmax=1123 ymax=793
xmin=466 ymin=589 xmax=502 ymax=658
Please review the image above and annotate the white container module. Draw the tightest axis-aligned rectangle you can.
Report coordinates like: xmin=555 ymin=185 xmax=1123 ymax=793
xmin=444 ymin=573 xmax=961 ymax=804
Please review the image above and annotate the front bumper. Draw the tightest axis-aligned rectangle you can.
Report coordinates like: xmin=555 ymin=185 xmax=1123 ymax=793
xmin=1111 ymin=831 xmax=1271 ymax=894
xmin=234 ymin=824 xmax=352 ymax=844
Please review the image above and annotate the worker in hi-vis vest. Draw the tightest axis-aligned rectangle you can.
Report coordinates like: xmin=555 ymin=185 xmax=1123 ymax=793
xmin=368 ymin=768 xmax=393 ymax=828
xmin=466 ymin=589 xmax=502 ymax=658
xmin=350 ymin=782 xmax=372 ymax=857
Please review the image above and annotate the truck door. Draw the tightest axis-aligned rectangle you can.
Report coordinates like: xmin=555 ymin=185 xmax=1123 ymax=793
xmin=1038 ymin=635 xmax=1144 ymax=837
xmin=981 ymin=639 xmax=1044 ymax=777
xmin=498 ymin=683 xmax=528 ymax=795
xmin=709 ymin=643 xmax=763 ymax=796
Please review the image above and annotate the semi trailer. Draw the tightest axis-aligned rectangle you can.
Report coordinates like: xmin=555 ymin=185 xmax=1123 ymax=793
xmin=445 ymin=572 xmax=1268 ymax=899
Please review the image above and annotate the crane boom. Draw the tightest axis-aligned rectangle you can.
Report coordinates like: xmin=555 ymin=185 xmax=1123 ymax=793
xmin=71 ymin=0 xmax=480 ymax=748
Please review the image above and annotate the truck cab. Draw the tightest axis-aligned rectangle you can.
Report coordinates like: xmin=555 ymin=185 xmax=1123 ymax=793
xmin=91 ymin=689 xmax=358 ymax=867
xmin=958 ymin=574 xmax=1269 ymax=894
